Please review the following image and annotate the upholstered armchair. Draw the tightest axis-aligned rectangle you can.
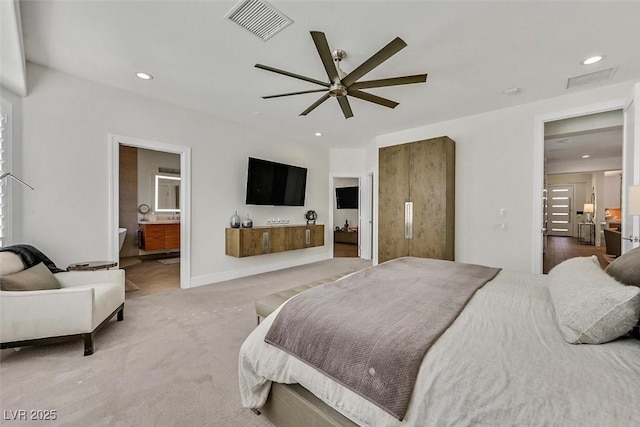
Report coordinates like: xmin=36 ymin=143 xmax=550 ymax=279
xmin=0 ymin=250 xmax=125 ymax=356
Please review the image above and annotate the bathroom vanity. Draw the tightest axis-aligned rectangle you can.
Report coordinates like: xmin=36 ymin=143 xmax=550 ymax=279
xmin=139 ymin=221 xmax=180 ymax=251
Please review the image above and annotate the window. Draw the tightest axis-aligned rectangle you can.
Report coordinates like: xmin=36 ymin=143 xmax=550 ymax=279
xmin=0 ymin=100 xmax=11 ymax=247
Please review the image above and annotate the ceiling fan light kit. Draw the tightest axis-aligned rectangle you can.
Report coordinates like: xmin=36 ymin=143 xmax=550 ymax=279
xmin=255 ymin=31 xmax=428 ymax=119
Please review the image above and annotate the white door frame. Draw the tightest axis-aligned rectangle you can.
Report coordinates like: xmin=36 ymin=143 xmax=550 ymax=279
xmin=622 ymin=84 xmax=640 ymax=252
xmin=532 ymin=98 xmax=627 ymax=273
xmin=108 ymin=134 xmax=192 ymax=288
xmin=329 ymin=174 xmax=364 ymax=258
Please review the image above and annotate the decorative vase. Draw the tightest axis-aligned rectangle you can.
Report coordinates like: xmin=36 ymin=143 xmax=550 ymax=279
xmin=241 ymin=214 xmax=253 ymax=228
xmin=305 ymin=210 xmax=317 ymax=225
xmin=230 ymin=211 xmax=241 ymax=228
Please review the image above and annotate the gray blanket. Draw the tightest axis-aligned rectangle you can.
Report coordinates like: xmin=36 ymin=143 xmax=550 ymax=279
xmin=264 ymin=256 xmax=501 ymax=420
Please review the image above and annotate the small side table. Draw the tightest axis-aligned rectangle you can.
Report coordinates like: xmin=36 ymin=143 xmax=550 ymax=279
xmin=68 ymin=261 xmax=118 ymax=271
xmin=578 ymin=223 xmax=595 ymax=245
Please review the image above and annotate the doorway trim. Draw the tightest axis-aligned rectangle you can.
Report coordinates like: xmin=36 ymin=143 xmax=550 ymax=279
xmin=532 ymin=98 xmax=628 ymax=273
xmin=108 ymin=134 xmax=192 ymax=288
xmin=329 ymin=174 xmax=363 ymax=259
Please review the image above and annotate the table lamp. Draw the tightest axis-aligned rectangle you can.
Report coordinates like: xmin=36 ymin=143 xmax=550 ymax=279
xmin=583 ymin=203 xmax=594 ymax=223
xmin=630 ymin=185 xmax=640 ymax=216
xmin=621 ymin=185 xmax=640 ymax=244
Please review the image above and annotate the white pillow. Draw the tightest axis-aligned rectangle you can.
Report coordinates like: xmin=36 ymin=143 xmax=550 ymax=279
xmin=548 ymin=256 xmax=640 ymax=344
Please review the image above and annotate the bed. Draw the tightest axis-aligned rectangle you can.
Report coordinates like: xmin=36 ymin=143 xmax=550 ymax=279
xmin=239 ymin=255 xmax=640 ymax=426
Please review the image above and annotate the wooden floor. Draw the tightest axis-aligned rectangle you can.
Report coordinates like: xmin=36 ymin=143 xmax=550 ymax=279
xmin=543 ymin=235 xmax=609 ymax=274
xmin=122 ymin=258 xmax=180 ymax=298
xmin=333 ymin=242 xmax=358 ymax=258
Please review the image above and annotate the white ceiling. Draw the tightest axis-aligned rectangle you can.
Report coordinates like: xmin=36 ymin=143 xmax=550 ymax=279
xmin=8 ymin=1 xmax=640 ymax=148
xmin=545 ymin=128 xmax=623 ymax=162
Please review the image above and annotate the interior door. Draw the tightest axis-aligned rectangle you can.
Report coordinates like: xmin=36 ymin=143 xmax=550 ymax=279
xmin=622 ymin=82 xmax=640 ymax=252
xmin=546 ymin=185 xmax=574 ymax=237
xmin=378 ymin=144 xmax=410 ymax=263
xmin=408 ymin=138 xmax=455 ymax=260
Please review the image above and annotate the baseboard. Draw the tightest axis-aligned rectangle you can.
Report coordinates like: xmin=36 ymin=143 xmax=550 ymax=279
xmin=189 ymin=253 xmax=332 ymax=287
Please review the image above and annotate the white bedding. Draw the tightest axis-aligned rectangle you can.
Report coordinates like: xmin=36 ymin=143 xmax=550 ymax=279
xmin=239 ymin=270 xmax=640 ymax=426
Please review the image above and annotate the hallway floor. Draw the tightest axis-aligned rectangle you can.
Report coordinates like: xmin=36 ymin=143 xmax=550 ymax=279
xmin=122 ymin=257 xmax=180 ymax=299
xmin=333 ymin=242 xmax=358 ymax=258
xmin=543 ymin=235 xmax=609 ymax=274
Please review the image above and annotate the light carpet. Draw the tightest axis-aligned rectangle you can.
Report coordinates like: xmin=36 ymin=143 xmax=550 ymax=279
xmin=0 ymin=258 xmax=371 ymax=427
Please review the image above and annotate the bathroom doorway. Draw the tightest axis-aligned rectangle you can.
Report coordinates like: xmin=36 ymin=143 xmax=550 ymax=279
xmin=332 ymin=177 xmax=360 ymax=258
xmin=109 ymin=134 xmax=191 ymax=293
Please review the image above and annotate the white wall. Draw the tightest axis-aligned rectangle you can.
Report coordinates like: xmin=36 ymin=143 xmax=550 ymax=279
xmin=365 ymin=80 xmax=637 ymax=272
xmin=15 ymin=64 xmax=331 ymax=285
xmin=603 ymin=172 xmax=622 ymax=208
xmin=1 ymin=87 xmax=23 ymax=246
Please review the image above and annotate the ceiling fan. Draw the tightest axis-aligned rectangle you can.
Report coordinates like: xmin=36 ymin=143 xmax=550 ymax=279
xmin=255 ymin=31 xmax=428 ymax=119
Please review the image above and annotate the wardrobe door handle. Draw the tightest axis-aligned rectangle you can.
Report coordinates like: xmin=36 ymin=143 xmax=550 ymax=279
xmin=405 ymin=202 xmax=413 ymax=239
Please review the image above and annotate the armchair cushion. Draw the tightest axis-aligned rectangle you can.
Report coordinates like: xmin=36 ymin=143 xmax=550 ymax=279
xmin=0 ymin=262 xmax=62 ymax=291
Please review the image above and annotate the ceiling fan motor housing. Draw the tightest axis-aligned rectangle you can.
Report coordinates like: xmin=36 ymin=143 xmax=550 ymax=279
xmin=329 ymin=83 xmax=348 ymax=97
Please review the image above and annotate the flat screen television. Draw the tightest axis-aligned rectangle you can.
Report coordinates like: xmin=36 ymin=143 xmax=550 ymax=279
xmin=336 ymin=186 xmax=358 ymax=209
xmin=245 ymin=157 xmax=307 ymax=206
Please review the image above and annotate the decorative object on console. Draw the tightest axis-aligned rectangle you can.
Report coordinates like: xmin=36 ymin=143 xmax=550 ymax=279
xmin=230 ymin=211 xmax=241 ymax=228
xmin=342 ymin=220 xmax=349 ymax=231
xmin=242 ymin=213 xmax=253 ymax=228
xmin=305 ymin=210 xmax=317 ymax=225
xmin=622 ymin=185 xmax=640 ymax=244
xmin=630 ymin=185 xmax=640 ymax=215
xmin=137 ymin=203 xmax=151 ymax=221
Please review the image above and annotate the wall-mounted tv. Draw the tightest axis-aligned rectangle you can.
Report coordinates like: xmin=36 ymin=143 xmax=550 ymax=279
xmin=336 ymin=186 xmax=358 ymax=209
xmin=245 ymin=157 xmax=307 ymax=206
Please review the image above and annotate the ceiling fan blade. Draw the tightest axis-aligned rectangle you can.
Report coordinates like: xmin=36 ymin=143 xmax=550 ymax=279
xmin=337 ymin=96 xmax=353 ymax=119
xmin=310 ymin=31 xmax=340 ymax=84
xmin=300 ymin=93 xmax=331 ymax=116
xmin=349 ymin=74 xmax=427 ymax=90
xmin=255 ymin=64 xmax=330 ymax=88
xmin=348 ymin=90 xmax=399 ymax=109
xmin=263 ymin=89 xmax=327 ymax=99
xmin=341 ymin=37 xmax=407 ymax=87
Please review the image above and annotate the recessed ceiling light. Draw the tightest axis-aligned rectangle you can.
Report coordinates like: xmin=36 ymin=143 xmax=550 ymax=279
xmin=582 ymin=55 xmax=603 ymax=65
xmin=314 ymin=132 xmax=322 ymax=137
xmin=136 ymin=72 xmax=153 ymax=80
xmin=503 ymin=87 xmax=520 ymax=95
xmin=582 ymin=154 xmax=590 ymax=158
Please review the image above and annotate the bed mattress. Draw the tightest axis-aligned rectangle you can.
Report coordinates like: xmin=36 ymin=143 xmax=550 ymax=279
xmin=239 ymin=269 xmax=640 ymax=426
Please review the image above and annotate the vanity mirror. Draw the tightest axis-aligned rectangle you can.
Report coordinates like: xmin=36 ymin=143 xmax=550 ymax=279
xmin=155 ymin=174 xmax=181 ymax=212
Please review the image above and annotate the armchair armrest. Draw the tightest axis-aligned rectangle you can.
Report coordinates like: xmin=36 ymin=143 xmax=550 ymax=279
xmin=0 ymin=288 xmax=95 ymax=342
xmin=55 ymin=269 xmax=125 ymax=288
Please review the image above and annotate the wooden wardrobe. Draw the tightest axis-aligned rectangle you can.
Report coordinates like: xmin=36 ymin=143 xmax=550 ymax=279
xmin=378 ymin=136 xmax=455 ymax=263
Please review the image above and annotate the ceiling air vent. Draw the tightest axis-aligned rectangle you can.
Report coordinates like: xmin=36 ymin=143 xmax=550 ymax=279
xmin=567 ymin=68 xmax=615 ymax=89
xmin=225 ymin=0 xmax=293 ymax=42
